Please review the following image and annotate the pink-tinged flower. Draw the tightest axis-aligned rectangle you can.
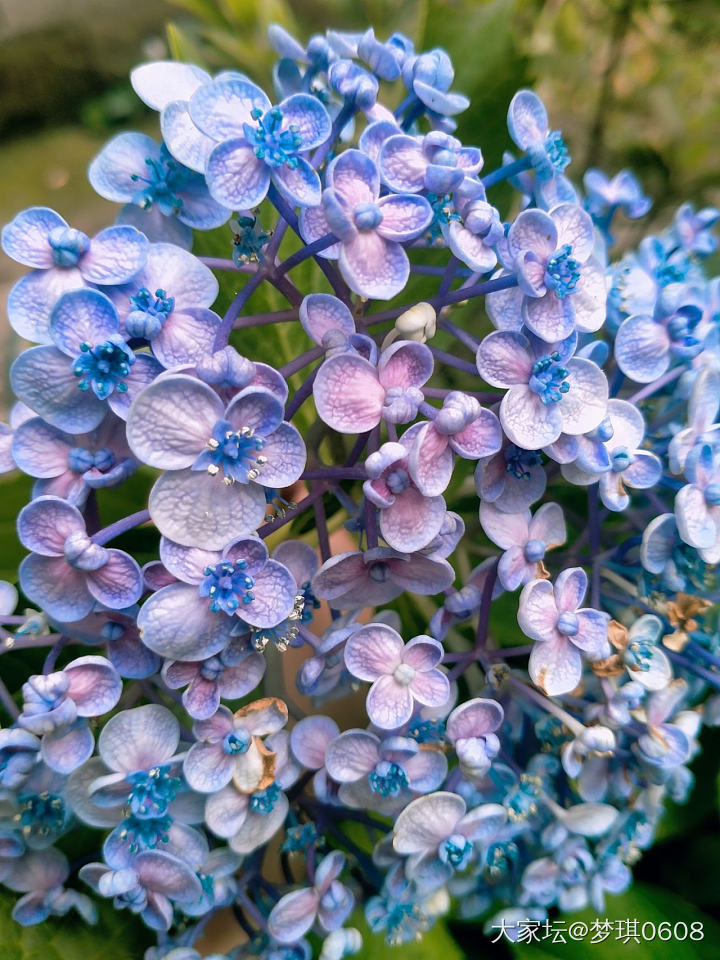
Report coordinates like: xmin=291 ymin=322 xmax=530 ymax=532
xmin=344 ymin=623 xmax=450 ymax=729
xmin=18 ymin=657 xmax=122 ymax=774
xmin=479 ymin=501 xmax=566 ymax=590
xmin=675 ymin=443 xmax=720 ymax=563
xmin=407 ymin=391 xmax=502 ymax=497
xmin=183 ymin=698 xmax=288 ymax=794
xmin=299 ymin=149 xmax=432 ymax=299
xmin=268 ymin=851 xmax=354 ymax=944
xmin=446 ymin=698 xmax=504 ymax=779
xmin=313 ymin=339 xmax=433 ymax=433
xmin=364 ymin=438 xmax=446 ymax=552
xmin=17 ymin=496 xmax=142 ymax=623
xmin=476 ymin=329 xmax=608 ymax=450
xmin=518 ymin=567 xmax=610 ymax=696
xmin=312 ymin=546 xmax=454 ymax=610
xmin=323 ymin=728 xmax=447 ymax=813
xmin=393 ymin=791 xmax=506 ymax=875
xmin=161 ymin=638 xmax=266 ymax=720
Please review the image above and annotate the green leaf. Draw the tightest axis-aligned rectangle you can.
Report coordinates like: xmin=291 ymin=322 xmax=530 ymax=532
xmin=351 ymin=912 xmax=465 ymax=960
xmin=0 ymin=890 xmax=152 ymax=960
xmin=508 ymin=883 xmax=720 ymax=960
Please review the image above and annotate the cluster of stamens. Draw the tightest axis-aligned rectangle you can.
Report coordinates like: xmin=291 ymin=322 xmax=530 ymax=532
xmin=528 ymin=352 xmax=570 ymax=404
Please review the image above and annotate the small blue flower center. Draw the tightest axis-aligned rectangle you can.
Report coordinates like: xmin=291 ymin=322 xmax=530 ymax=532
xmin=48 ymin=226 xmax=90 ymax=267
xmin=611 ymin=446 xmax=635 ymax=473
xmin=407 ymin=719 xmax=446 ymax=744
xmin=705 ymin=482 xmax=720 ymax=506
xmin=300 ymin=580 xmax=321 ymax=623
xmin=557 ymin=611 xmax=579 ymax=636
xmin=626 ymin=639 xmax=653 ymax=670
xmin=368 ymin=760 xmax=409 ymax=797
xmin=231 ymin=215 xmax=270 ymax=265
xmin=283 ymin=822 xmax=319 ymax=852
xmin=117 ymin=814 xmax=172 ymax=853
xmin=368 ymin=560 xmax=392 ymax=583
xmin=250 ymin=781 xmax=281 ymax=814
xmin=125 ymin=764 xmax=180 ymax=819
xmin=72 ymin=338 xmax=135 ymax=400
xmin=130 ymin=153 xmax=187 ymax=215
xmin=126 ymin=287 xmax=175 ymax=340
xmin=425 ymin=192 xmax=461 ymax=244
xmin=667 ymin=307 xmax=702 ymax=348
xmin=545 ymin=244 xmax=581 ymax=298
xmin=200 ymin=656 xmax=224 ymax=681
xmin=385 ymin=467 xmax=411 ymax=495
xmin=193 ymin=419 xmax=267 ymax=484
xmin=439 ymin=833 xmax=473 ymax=869
xmin=528 ymin=352 xmax=570 ymax=404
xmin=544 ymin=131 xmax=570 ymax=173
xmin=17 ymin=791 xmax=66 ymax=840
xmin=595 ymin=416 xmax=614 ymax=442
xmin=67 ymin=445 xmax=115 ymax=473
xmin=524 ymin=538 xmax=546 ymax=563
xmin=200 ymin=559 xmax=255 ymax=615
xmin=246 ymin=106 xmax=302 ymax=168
xmin=222 ymin=729 xmax=251 ymax=754
xmin=504 ymin=445 xmax=542 ymax=480
xmin=353 ymin=201 xmax=384 ymax=231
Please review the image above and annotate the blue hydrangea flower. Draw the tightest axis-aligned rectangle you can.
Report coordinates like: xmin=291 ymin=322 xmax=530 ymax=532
xmin=268 ymin=851 xmax=354 ymax=944
xmin=10 ymin=288 xmax=162 ymax=434
xmin=476 ymin=329 xmax=608 ymax=450
xmin=104 ymin=242 xmax=222 ymax=368
xmin=325 ymin=728 xmax=446 ymax=813
xmin=5 ymin=848 xmax=96 ymax=926
xmin=400 ymin=49 xmax=469 ymax=119
xmin=299 ymin=149 xmax=432 ymax=299
xmin=675 ymin=443 xmax=720 ymax=563
xmin=479 ymin=500 xmax=566 ymax=590
xmin=507 ymin=90 xmax=571 ymax=183
xmin=18 ymin=657 xmax=122 ymax=774
xmin=12 ymin=413 xmax=135 ymax=506
xmin=2 ymin=207 xmax=148 ymax=343
xmin=583 ymin=169 xmax=651 ymax=222
xmin=126 ymin=375 xmax=305 ymax=549
xmin=189 ymin=76 xmax=332 ymax=209
xmin=17 ymin=496 xmax=143 ymax=622
xmin=89 ymin=133 xmax=230 ymax=248
xmin=137 ymin=535 xmax=298 ymax=661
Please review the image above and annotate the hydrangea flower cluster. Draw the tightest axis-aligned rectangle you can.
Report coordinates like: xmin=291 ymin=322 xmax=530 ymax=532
xmin=1 ymin=23 xmax=719 ymax=959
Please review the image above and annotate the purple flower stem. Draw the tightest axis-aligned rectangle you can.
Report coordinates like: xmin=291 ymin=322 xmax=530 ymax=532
xmin=508 ymin=675 xmax=585 ymax=735
xmin=285 ymin=367 xmax=320 ymax=419
xmin=259 ymin=488 xmax=327 ymax=540
xmin=687 ymin=641 xmax=720 ymax=672
xmin=275 ymin=233 xmax=339 ymax=275
xmin=0 ymin=633 xmax=61 ymax=654
xmin=447 ymin=651 xmax=480 ymax=682
xmin=438 ymin=315 xmax=481 ymax=352
xmin=0 ymin=676 xmax=19 ymax=719
xmin=365 ymin=274 xmax=519 ymax=325
xmin=365 ymin=499 xmax=379 ymax=549
xmin=233 ymin=308 xmax=299 ymax=328
xmin=482 ymin=156 xmax=533 ymax=188
xmin=235 ymin=889 xmax=268 ymax=932
xmin=666 ymin=649 xmax=720 ymax=688
xmin=268 ymin=271 xmax=304 ymax=308
xmin=628 ymin=365 xmax=684 ymax=403
xmin=199 ymin=257 xmax=257 ymax=273
xmin=215 ymin=270 xmax=267 ymax=350
xmin=437 ymin=255 xmax=460 ymax=298
xmin=418 ymin=401 xmax=438 ymax=419
xmin=411 ymin=263 xmax=472 ymax=278
xmin=302 ymin=467 xmax=368 ymax=481
xmin=475 ymin=558 xmax=499 ymax=651
xmin=313 ymin=490 xmax=331 ymax=563
xmin=401 ymin=98 xmax=425 ymax=131
xmin=43 ymin=636 xmax=69 ymax=674
xmin=91 ymin=509 xmax=151 ymax=546
xmin=386 ymin=421 xmax=398 ymax=440
xmin=347 ymin=430 xmax=372 ymax=466
xmin=280 ymin=345 xmax=325 ymax=379
xmin=490 ymin=644 xmax=534 ymax=659
xmin=312 ymin=103 xmax=355 ymax=170
xmin=429 ymin=346 xmax=478 ymax=375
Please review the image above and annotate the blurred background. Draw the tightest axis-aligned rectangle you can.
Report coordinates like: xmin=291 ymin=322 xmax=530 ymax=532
xmin=1 ymin=0 xmax=719 ymax=956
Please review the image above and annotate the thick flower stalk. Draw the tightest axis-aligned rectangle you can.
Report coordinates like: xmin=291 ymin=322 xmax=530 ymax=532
xmin=0 ymin=23 xmax=719 ymax=960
